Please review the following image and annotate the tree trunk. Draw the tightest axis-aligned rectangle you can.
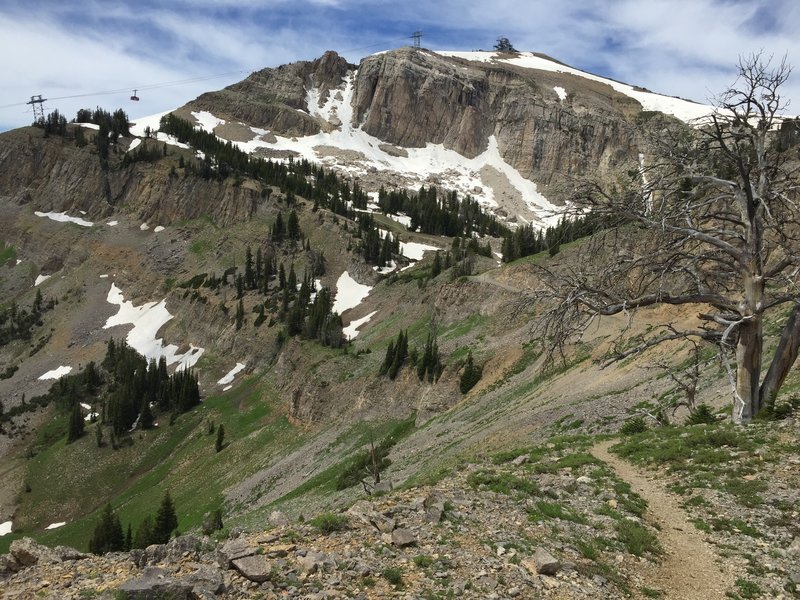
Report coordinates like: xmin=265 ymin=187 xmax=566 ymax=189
xmin=735 ymin=316 xmax=762 ymax=424
xmin=759 ymin=302 xmax=800 ymax=407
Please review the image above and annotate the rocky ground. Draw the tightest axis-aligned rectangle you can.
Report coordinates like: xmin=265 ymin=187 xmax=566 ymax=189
xmin=7 ymin=424 xmax=799 ymax=600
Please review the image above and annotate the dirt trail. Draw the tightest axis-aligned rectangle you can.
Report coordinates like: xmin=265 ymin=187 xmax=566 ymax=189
xmin=591 ymin=440 xmax=736 ymax=600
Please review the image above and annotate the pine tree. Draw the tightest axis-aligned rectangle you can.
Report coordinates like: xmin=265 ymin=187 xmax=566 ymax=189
xmin=67 ymin=402 xmax=85 ymax=443
xmin=244 ymin=246 xmax=254 ymax=289
xmin=124 ymin=523 xmax=132 ymax=551
xmin=459 ymin=350 xmax=483 ymax=394
xmin=431 ymin=251 xmax=442 ymax=277
xmin=235 ymin=299 xmax=245 ymax=330
xmin=215 ymin=424 xmax=225 ymax=452
xmin=379 ymin=340 xmax=395 ymax=376
xmin=133 ymin=515 xmax=154 ymax=549
xmin=89 ymin=504 xmax=124 ymax=554
xmin=95 ymin=423 xmax=104 ymax=447
xmin=153 ymin=491 xmax=178 ymax=544
xmin=287 ymin=210 xmax=300 ymax=240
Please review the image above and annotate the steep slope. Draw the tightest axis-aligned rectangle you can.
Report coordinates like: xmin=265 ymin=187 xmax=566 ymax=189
xmin=3 ymin=47 xmax=782 ymax=598
xmin=177 ymin=47 xmax=712 ymax=226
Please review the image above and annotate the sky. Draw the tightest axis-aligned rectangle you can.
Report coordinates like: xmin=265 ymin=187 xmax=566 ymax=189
xmin=1 ymin=0 xmax=799 ymax=132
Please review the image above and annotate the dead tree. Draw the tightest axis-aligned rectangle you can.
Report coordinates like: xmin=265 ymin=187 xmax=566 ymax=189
xmin=533 ymin=53 xmax=800 ymax=424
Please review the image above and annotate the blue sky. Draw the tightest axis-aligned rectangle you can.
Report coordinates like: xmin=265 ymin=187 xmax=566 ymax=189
xmin=1 ymin=0 xmax=798 ymax=131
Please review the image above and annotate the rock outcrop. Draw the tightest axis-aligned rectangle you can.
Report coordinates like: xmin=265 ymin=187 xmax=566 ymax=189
xmin=0 ymin=128 xmax=263 ymax=227
xmin=189 ymin=50 xmax=354 ymax=136
xmin=352 ymin=48 xmax=639 ymax=191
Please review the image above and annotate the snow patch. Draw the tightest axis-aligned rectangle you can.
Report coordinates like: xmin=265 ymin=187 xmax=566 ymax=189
xmin=38 ymin=366 xmax=73 ymax=380
xmin=332 ymin=271 xmax=372 ymax=315
xmin=399 ymin=240 xmax=439 ymax=261
xmin=191 ymin=110 xmax=225 ymax=133
xmin=218 ymin=362 xmax=246 ymax=385
xmin=45 ymin=522 xmax=66 ymax=530
xmin=0 ymin=521 xmax=11 ymax=536
xmin=129 ymin=110 xmax=171 ymax=137
xmin=154 ymin=225 xmax=165 ymax=233
xmin=34 ymin=274 xmax=51 ymax=286
xmin=495 ymin=52 xmax=713 ymax=122
xmin=387 ymin=213 xmax=412 ymax=228
xmin=222 ymin=385 xmax=232 ymax=392
xmin=553 ymin=86 xmax=567 ymax=101
xmin=127 ymin=138 xmax=142 ymax=152
xmin=103 ymin=283 xmax=204 ymax=370
xmin=107 ymin=220 xmax=118 ymax=226
xmin=100 ymin=274 xmax=109 ymax=278
xmin=74 ymin=122 xmax=100 ymax=130
xmin=343 ymin=310 xmax=377 ymax=340
xmin=15 ymin=259 xmax=22 ymax=265
xmin=35 ymin=211 xmax=93 ymax=227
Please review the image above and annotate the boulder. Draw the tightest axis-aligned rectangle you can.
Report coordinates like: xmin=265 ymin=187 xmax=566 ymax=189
xmin=297 ymin=550 xmax=329 ymax=574
xmin=218 ymin=536 xmax=257 ymax=567
xmin=9 ymin=537 xmax=59 ymax=567
xmin=118 ymin=567 xmax=193 ymax=600
xmin=53 ymin=546 xmax=89 ymax=561
xmin=391 ymin=528 xmax=416 ymax=547
xmin=183 ymin=564 xmax=226 ymax=595
xmin=0 ymin=553 xmax=20 ymax=576
xmin=269 ymin=510 xmax=290 ymax=527
xmin=231 ymin=555 xmax=272 ymax=583
xmin=532 ymin=547 xmax=561 ymax=575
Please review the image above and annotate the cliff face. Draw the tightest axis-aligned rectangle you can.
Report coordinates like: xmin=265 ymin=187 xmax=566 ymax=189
xmin=0 ymin=129 xmax=261 ymax=226
xmin=189 ymin=50 xmax=354 ymax=137
xmin=351 ymin=48 xmax=640 ymax=187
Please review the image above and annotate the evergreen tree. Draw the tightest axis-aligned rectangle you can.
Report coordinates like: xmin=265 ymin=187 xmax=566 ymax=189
xmin=235 ymin=299 xmax=245 ymax=330
xmin=132 ymin=515 xmax=154 ymax=549
xmin=139 ymin=397 xmax=154 ymax=430
xmin=215 ymin=424 xmax=225 ymax=452
xmin=95 ymin=423 xmax=104 ymax=447
xmin=431 ymin=251 xmax=442 ymax=278
xmin=67 ymin=402 xmax=85 ymax=443
xmin=459 ymin=351 xmax=483 ymax=394
xmin=89 ymin=504 xmax=124 ymax=554
xmin=153 ymin=491 xmax=178 ymax=544
xmin=287 ymin=210 xmax=301 ymax=240
xmin=124 ymin=524 xmax=132 ymax=551
xmin=272 ymin=213 xmax=285 ymax=242
xmin=244 ymin=246 xmax=254 ymax=289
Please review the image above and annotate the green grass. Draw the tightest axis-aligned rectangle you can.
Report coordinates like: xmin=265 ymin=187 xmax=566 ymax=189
xmin=382 ymin=566 xmax=404 ymax=588
xmin=615 ymin=520 xmax=661 ymax=557
xmin=10 ymin=376 xmax=301 ymax=552
xmin=189 ymin=238 xmax=213 ymax=256
xmin=309 ymin=512 xmax=348 ymax=534
xmin=612 ymin=423 xmax=775 ymax=508
xmin=0 ymin=241 xmax=16 ymax=266
xmin=466 ymin=469 xmax=540 ymax=497
xmin=528 ymin=501 xmax=588 ymax=524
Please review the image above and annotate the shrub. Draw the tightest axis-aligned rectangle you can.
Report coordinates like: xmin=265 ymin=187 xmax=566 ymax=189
xmin=686 ymin=404 xmax=716 ymax=425
xmin=309 ymin=512 xmax=348 ymax=534
xmin=620 ymin=416 xmax=647 ymax=435
xmin=382 ymin=567 xmax=404 ymax=587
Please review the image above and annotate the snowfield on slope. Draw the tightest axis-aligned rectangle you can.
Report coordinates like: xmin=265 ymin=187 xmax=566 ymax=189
xmin=35 ymin=211 xmax=93 ymax=227
xmin=332 ymin=271 xmax=372 ymax=316
xmin=437 ymin=51 xmax=713 ymax=122
xmin=343 ymin=310 xmax=377 ymax=340
xmin=218 ymin=363 xmax=246 ymax=385
xmin=38 ymin=366 xmax=73 ymax=380
xmin=103 ymin=284 xmax=204 ymax=370
xmin=191 ymin=73 xmax=561 ymax=227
